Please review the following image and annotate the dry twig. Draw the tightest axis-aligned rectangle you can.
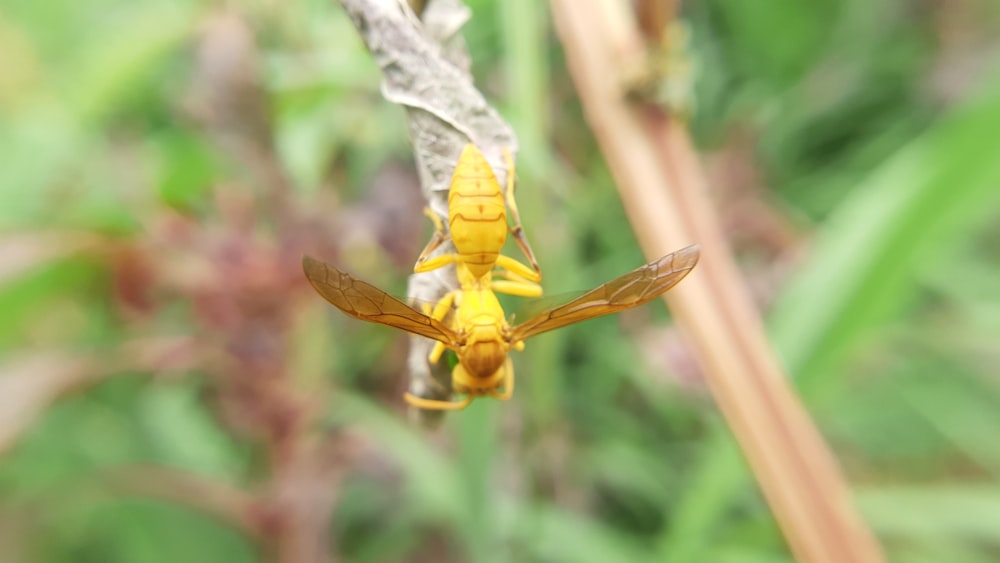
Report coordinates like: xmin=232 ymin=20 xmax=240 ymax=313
xmin=550 ymin=1 xmax=885 ymax=561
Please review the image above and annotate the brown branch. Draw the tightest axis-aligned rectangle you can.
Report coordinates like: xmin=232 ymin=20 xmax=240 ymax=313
xmin=549 ymin=1 xmax=885 ymax=562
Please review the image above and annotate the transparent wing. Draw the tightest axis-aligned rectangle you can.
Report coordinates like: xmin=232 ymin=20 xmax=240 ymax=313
xmin=302 ymin=256 xmax=461 ymax=346
xmin=510 ymin=245 xmax=699 ymax=341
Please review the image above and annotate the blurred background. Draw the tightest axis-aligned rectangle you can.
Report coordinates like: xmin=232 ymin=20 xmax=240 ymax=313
xmin=2 ymin=0 xmax=1000 ymax=561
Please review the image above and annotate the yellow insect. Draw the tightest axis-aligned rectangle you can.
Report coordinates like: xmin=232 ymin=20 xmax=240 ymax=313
xmin=302 ymin=245 xmax=699 ymax=410
xmin=304 ymin=143 xmax=698 ymax=410
xmin=409 ymin=143 xmax=546 ymax=386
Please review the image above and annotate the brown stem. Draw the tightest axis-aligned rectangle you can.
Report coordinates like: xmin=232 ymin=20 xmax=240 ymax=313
xmin=549 ymin=2 xmax=885 ymax=562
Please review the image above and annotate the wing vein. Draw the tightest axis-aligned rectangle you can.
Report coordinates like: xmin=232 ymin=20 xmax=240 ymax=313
xmin=302 ymin=256 xmax=460 ymax=346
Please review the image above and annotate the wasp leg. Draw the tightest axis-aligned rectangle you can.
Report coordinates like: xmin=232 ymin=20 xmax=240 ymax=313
xmin=501 ymin=147 xmax=542 ymax=279
xmin=489 ymin=358 xmax=515 ymax=401
xmin=491 ymin=265 xmax=542 ymax=297
xmin=494 ymin=254 xmax=542 ymax=283
xmin=491 ymin=260 xmax=542 ymax=297
xmin=491 ymin=279 xmax=543 ymax=297
xmin=414 ymin=252 xmax=463 ymax=273
xmin=405 ymin=392 xmax=474 ymax=411
xmin=428 ymin=342 xmax=448 ymax=365
xmin=425 ymin=290 xmax=457 ymax=364
xmin=414 ymin=207 xmax=452 ymax=271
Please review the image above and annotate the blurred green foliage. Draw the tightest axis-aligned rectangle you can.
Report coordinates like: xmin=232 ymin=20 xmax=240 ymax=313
xmin=2 ymin=0 xmax=1000 ymax=561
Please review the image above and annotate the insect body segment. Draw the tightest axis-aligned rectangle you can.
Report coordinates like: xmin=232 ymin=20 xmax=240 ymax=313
xmin=414 ymin=144 xmax=542 ymax=297
xmin=447 ymin=146 xmax=508 ymax=278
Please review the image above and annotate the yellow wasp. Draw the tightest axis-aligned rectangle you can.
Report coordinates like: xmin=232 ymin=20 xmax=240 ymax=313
xmin=407 ymin=144 xmax=546 ymax=393
xmin=303 ymin=143 xmax=699 ymax=410
xmin=303 ymin=246 xmax=698 ymax=410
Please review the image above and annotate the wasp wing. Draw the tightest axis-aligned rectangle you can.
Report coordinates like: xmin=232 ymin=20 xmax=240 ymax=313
xmin=510 ymin=245 xmax=699 ymax=341
xmin=302 ymin=256 xmax=461 ymax=346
